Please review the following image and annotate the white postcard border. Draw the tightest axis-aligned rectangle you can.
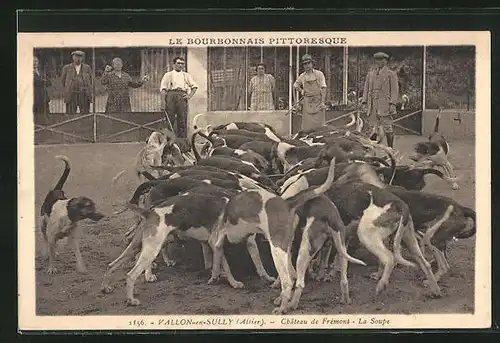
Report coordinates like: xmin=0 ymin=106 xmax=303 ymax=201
xmin=17 ymin=30 xmax=491 ymax=331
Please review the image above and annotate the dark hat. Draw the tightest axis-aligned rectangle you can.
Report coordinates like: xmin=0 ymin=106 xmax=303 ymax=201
xmin=71 ymin=50 xmax=85 ymax=57
xmin=301 ymin=54 xmax=313 ymax=64
xmin=373 ymin=52 xmax=389 ymax=59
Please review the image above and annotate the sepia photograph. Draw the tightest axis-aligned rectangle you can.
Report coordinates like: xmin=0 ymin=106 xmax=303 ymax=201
xmin=18 ymin=31 xmax=490 ymax=331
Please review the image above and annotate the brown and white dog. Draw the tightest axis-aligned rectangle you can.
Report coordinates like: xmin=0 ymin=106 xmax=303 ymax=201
xmin=409 ymin=109 xmax=459 ymax=190
xmin=206 ymin=157 xmax=339 ymax=314
xmin=282 ymin=194 xmax=366 ymax=311
xmin=39 ymin=156 xmax=105 ymax=274
xmin=133 ymin=131 xmax=170 ymax=181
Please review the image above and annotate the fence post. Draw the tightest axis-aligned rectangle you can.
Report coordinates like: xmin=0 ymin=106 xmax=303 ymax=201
xmin=92 ymin=47 xmax=97 ymax=143
xmin=422 ymin=45 xmax=427 ymax=112
xmin=342 ymin=46 xmax=349 ymax=105
xmin=288 ymin=45 xmax=293 ymax=135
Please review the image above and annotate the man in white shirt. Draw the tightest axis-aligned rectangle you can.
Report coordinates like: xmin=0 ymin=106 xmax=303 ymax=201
xmin=160 ymin=57 xmax=198 ymax=138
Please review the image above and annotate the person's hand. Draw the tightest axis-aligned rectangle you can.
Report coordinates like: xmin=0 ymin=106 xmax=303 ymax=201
xmin=141 ymin=75 xmax=149 ymax=82
xmin=182 ymin=93 xmax=190 ymax=100
xmin=389 ymin=103 xmax=397 ymax=115
xmin=104 ymin=65 xmax=113 ymax=72
xmin=319 ymin=103 xmax=327 ymax=110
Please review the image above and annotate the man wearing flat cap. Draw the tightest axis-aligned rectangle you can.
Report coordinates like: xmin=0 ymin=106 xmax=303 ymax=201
xmin=361 ymin=51 xmax=399 ymax=148
xmin=293 ymin=54 xmax=327 ymax=131
xmin=61 ymin=50 xmax=94 ymax=114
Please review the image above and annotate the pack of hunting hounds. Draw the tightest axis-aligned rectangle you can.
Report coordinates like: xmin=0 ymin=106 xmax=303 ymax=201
xmin=39 ymin=112 xmax=475 ymax=315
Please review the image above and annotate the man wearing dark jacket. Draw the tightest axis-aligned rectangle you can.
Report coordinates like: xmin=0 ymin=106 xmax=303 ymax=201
xmin=60 ymin=50 xmax=93 ymax=114
xmin=361 ymin=52 xmax=399 ymax=148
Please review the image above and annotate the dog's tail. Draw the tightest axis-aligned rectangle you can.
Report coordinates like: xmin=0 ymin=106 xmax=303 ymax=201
xmin=191 ymin=127 xmax=215 ymax=163
xmin=141 ymin=171 xmax=157 ymax=180
xmin=455 ymin=206 xmax=476 ymax=239
xmin=124 ymin=203 xmax=153 ymax=219
xmin=263 ymin=126 xmax=283 ymax=142
xmin=434 ymin=108 xmax=442 ymax=134
xmin=345 ymin=113 xmax=356 ymax=128
xmin=53 ymin=155 xmax=71 ymax=190
xmin=191 ymin=128 xmax=203 ymax=162
xmin=330 ymin=227 xmax=366 ymax=266
xmin=112 ymin=170 xmax=126 ymax=190
xmin=111 ymin=170 xmax=128 ymax=215
xmin=286 ymin=157 xmax=336 ymax=211
xmin=128 ymin=180 xmax=165 ymax=205
xmin=377 ymin=144 xmax=397 ymax=185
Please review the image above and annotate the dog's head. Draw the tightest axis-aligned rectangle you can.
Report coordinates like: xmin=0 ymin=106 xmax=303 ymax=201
xmin=146 ymin=131 xmax=168 ymax=149
xmin=377 ymin=166 xmax=425 ymax=190
xmin=67 ymin=197 xmax=105 ymax=222
xmin=410 ymin=141 xmax=440 ymax=162
xmin=162 ymin=140 xmax=188 ymax=167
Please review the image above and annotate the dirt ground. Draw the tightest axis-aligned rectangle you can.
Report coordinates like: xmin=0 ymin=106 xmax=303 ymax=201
xmin=34 ymin=135 xmax=476 ymax=316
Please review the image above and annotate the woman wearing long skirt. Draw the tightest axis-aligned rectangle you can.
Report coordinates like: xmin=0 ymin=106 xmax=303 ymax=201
xmin=249 ymin=63 xmax=276 ymax=111
xmin=101 ymin=57 xmax=148 ymax=113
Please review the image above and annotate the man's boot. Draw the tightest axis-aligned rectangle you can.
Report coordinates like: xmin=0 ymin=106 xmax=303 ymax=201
xmin=386 ymin=132 xmax=394 ymax=148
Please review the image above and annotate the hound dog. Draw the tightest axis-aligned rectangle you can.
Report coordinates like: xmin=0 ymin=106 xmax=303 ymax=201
xmin=206 ymin=158 xmax=338 ymax=314
xmin=377 ymin=165 xmax=459 ymax=191
xmin=409 ymin=109 xmax=459 ymax=190
xmin=281 ymin=194 xmax=366 ymax=311
xmin=133 ymin=130 xmax=170 ymax=181
xmin=200 ymin=121 xmax=283 ymax=142
xmin=40 ymin=156 xmax=105 ymax=274
xmin=326 ymin=181 xmax=441 ymax=297
xmin=191 ymin=129 xmax=270 ymax=173
xmin=386 ymin=187 xmax=476 ymax=283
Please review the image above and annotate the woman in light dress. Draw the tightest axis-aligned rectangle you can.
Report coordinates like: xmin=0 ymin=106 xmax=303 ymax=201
xmin=101 ymin=57 xmax=149 ymax=113
xmin=249 ymin=63 xmax=276 ymax=111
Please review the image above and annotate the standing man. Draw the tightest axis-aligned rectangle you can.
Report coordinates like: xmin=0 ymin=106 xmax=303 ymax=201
xmin=160 ymin=56 xmax=198 ymax=138
xmin=61 ymin=50 xmax=93 ymax=114
xmin=293 ymin=54 xmax=327 ymax=131
xmin=361 ymin=52 xmax=399 ymax=148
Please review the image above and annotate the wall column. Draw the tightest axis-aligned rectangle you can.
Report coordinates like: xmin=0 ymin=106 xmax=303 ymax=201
xmin=187 ymin=47 xmax=208 ymax=138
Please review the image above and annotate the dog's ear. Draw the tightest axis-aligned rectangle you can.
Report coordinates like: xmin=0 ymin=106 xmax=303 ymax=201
xmin=67 ymin=197 xmax=101 ymax=222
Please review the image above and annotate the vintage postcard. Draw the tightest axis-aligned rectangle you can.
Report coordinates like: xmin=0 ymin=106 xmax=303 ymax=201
xmin=18 ymin=31 xmax=490 ymax=331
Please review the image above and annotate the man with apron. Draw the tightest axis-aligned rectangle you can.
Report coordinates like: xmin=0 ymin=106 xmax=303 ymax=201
xmin=361 ymin=52 xmax=399 ymax=148
xmin=293 ymin=54 xmax=327 ymax=131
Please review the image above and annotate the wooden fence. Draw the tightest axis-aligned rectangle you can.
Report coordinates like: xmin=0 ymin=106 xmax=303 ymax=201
xmin=34 ymin=112 xmax=165 ymax=145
